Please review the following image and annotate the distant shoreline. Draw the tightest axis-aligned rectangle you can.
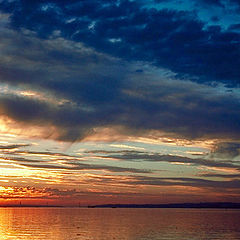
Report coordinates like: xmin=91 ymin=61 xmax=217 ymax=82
xmin=89 ymin=202 xmax=240 ymax=209
xmin=1 ymin=202 xmax=240 ymax=209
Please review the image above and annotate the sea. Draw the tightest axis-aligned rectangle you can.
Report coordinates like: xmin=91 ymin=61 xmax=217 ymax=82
xmin=0 ymin=208 xmax=239 ymax=240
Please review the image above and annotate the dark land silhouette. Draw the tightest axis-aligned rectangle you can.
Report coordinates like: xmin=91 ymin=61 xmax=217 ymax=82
xmin=89 ymin=202 xmax=240 ymax=209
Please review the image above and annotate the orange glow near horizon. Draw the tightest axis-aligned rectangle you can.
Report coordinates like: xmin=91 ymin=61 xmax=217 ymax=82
xmin=0 ymin=181 xmax=240 ymax=207
xmin=0 ymin=119 xmax=239 ymax=205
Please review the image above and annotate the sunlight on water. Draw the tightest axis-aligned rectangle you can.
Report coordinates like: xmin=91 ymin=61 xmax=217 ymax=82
xmin=0 ymin=208 xmax=240 ymax=240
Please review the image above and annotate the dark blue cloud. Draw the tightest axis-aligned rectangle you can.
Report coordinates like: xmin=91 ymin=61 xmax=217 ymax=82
xmin=0 ymin=0 xmax=240 ymax=143
xmin=1 ymin=0 xmax=240 ymax=86
xmin=91 ymin=150 xmax=240 ymax=170
xmin=228 ymin=23 xmax=240 ymax=31
xmin=210 ymin=142 xmax=240 ymax=159
xmin=0 ymin=24 xmax=240 ymax=142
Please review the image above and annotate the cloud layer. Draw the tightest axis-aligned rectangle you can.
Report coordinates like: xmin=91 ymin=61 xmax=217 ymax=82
xmin=1 ymin=0 xmax=240 ymax=85
xmin=0 ymin=1 xmax=240 ymax=143
xmin=0 ymin=27 xmax=239 ymax=142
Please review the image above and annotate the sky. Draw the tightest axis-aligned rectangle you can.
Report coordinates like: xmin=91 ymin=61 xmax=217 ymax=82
xmin=0 ymin=0 xmax=240 ymax=206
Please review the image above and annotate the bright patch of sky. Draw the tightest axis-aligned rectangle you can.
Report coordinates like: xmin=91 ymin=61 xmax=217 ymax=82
xmin=143 ymin=0 xmax=240 ymax=29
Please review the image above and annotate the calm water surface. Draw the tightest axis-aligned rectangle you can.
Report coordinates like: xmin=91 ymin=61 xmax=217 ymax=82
xmin=0 ymin=208 xmax=239 ymax=240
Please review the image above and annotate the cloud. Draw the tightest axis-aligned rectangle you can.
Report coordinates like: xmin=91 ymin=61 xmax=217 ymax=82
xmin=0 ymin=2 xmax=240 ymax=144
xmin=85 ymin=150 xmax=143 ymax=154
xmin=229 ymin=24 xmax=240 ymax=31
xmin=1 ymin=156 xmax=42 ymax=163
xmin=13 ymin=150 xmax=82 ymax=159
xmin=210 ymin=142 xmax=240 ymax=159
xmin=1 ymin=60 xmax=240 ymax=142
xmin=200 ymin=173 xmax=240 ymax=178
xmin=1 ymin=0 xmax=240 ymax=86
xmin=1 ymin=151 xmax=152 ymax=174
xmin=1 ymin=175 xmax=240 ymax=201
xmin=0 ymin=143 xmax=30 ymax=149
xmin=197 ymin=0 xmax=223 ymax=7
xmin=0 ymin=186 xmax=52 ymax=199
xmin=120 ymin=175 xmax=240 ymax=192
xmin=20 ymin=162 xmax=152 ymax=174
xmin=0 ymin=185 xmax=159 ymax=201
xmin=90 ymin=150 xmax=240 ymax=170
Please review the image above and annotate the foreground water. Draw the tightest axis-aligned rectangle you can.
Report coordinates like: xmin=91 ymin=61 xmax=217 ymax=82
xmin=0 ymin=208 xmax=239 ymax=240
